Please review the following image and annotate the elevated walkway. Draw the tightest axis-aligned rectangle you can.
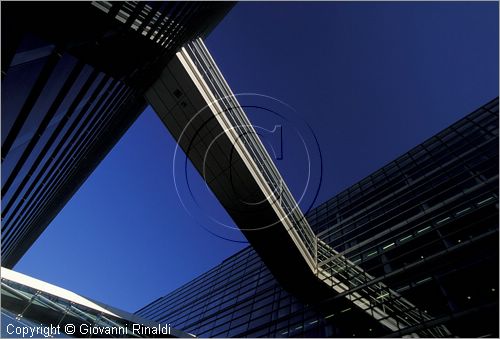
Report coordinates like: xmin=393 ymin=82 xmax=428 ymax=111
xmin=146 ymin=38 xmax=451 ymax=337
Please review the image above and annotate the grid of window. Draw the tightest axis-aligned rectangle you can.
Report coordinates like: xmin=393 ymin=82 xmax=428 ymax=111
xmin=155 ymin=38 xmax=450 ymax=336
xmin=1 ymin=276 xmax=154 ymax=338
xmin=306 ymin=98 xmax=499 ymax=337
xmin=136 ymin=246 xmax=387 ymax=338
xmin=308 ymin=100 xmax=498 ymax=271
xmin=91 ymin=2 xmax=228 ymax=50
xmin=137 ymin=98 xmax=498 ymax=338
xmin=308 ymin=101 xmax=498 ymax=239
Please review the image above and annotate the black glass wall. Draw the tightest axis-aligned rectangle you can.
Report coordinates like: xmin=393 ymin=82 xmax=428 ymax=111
xmin=136 ymin=246 xmax=387 ymax=338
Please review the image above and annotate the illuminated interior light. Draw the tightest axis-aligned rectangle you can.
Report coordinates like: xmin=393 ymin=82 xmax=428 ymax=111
xmin=436 ymin=216 xmax=451 ymax=224
xmin=415 ymin=277 xmax=432 ymax=285
xmin=383 ymin=243 xmax=395 ymax=250
xmin=376 ymin=293 xmax=390 ymax=299
xmin=325 ymin=314 xmax=334 ymax=319
xmin=399 ymin=234 xmax=413 ymax=242
xmin=417 ymin=226 xmax=432 ymax=233
xmin=477 ymin=196 xmax=495 ymax=205
xmin=456 ymin=207 xmax=471 ymax=215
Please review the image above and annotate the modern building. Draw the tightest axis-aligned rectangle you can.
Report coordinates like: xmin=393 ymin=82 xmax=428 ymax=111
xmin=2 ymin=1 xmax=498 ymax=338
xmin=136 ymin=98 xmax=499 ymax=338
xmin=1 ymin=1 xmax=233 ymax=268
xmin=144 ymin=37 xmax=493 ymax=337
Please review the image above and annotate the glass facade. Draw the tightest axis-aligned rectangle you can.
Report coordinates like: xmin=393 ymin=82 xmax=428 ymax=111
xmin=136 ymin=98 xmax=499 ymax=338
xmin=136 ymin=246 xmax=386 ymax=338
xmin=308 ymin=98 xmax=499 ymax=337
xmin=1 ymin=44 xmax=134 ymax=268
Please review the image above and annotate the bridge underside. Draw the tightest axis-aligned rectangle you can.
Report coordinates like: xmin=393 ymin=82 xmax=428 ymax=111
xmin=146 ymin=46 xmax=327 ymax=302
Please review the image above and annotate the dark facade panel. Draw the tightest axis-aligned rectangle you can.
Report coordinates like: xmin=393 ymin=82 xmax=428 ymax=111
xmin=136 ymin=98 xmax=499 ymax=338
xmin=136 ymin=246 xmax=387 ymax=338
xmin=1 ymin=1 xmax=234 ymax=268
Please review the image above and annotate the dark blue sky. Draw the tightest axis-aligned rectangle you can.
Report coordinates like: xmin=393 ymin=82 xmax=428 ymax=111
xmin=15 ymin=2 xmax=498 ymax=313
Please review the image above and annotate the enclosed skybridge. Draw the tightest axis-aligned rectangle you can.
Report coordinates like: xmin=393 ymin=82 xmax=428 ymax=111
xmin=146 ymin=38 xmax=451 ymax=337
